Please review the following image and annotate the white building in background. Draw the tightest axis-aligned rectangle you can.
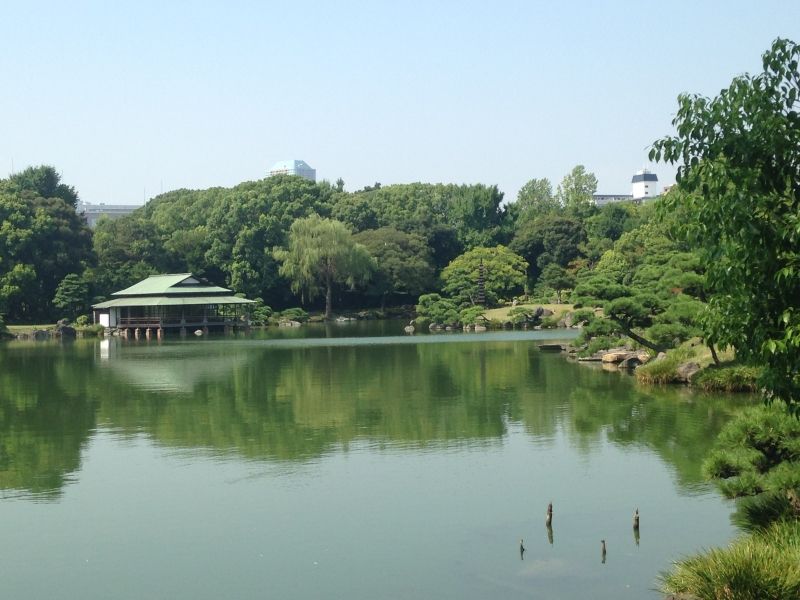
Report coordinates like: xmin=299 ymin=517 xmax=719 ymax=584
xmin=631 ymin=169 xmax=658 ymax=200
xmin=268 ymin=160 xmax=316 ymax=182
xmin=77 ymin=201 xmax=140 ymax=227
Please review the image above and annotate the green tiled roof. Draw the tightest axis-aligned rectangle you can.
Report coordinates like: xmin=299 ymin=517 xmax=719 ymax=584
xmin=111 ymin=274 xmax=232 ymax=296
xmin=93 ymin=296 xmax=255 ymax=309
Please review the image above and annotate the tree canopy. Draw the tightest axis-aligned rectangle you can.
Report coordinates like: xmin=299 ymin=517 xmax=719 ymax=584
xmin=275 ymin=215 xmax=375 ymax=319
xmin=651 ymin=37 xmax=800 ymax=410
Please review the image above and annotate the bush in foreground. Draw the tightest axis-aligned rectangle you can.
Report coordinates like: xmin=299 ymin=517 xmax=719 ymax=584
xmin=635 ymin=346 xmax=697 ymax=384
xmin=660 ymin=519 xmax=800 ymax=600
xmin=693 ymin=364 xmax=761 ymax=393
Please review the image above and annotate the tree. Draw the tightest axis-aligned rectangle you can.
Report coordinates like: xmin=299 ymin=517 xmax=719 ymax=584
xmin=651 ymin=38 xmax=800 ymax=410
xmin=10 ymin=165 xmax=79 ymax=208
xmin=511 ymin=178 xmax=559 ymax=223
xmin=353 ymin=227 xmax=435 ymax=307
xmin=539 ymin=264 xmax=576 ymax=303
xmin=275 ymin=216 xmax=375 ymax=319
xmin=440 ymin=246 xmax=528 ymax=307
xmin=556 ymin=165 xmax=598 ymax=219
xmin=0 ymin=171 xmax=93 ymax=321
xmin=510 ymin=215 xmax=586 ymax=282
xmin=53 ymin=273 xmax=90 ymax=320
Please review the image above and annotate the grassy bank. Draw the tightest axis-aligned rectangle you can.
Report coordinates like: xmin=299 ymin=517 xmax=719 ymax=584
xmin=483 ymin=303 xmax=574 ymax=322
xmin=634 ymin=341 xmax=756 ymax=391
xmin=661 ymin=519 xmax=800 ymax=599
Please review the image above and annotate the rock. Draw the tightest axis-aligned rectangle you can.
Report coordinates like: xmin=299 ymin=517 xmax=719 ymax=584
xmin=32 ymin=329 xmax=50 ymax=341
xmin=194 ymin=329 xmax=203 ymax=336
xmin=620 ymin=355 xmax=642 ymax=369
xmin=557 ymin=319 xmax=566 ymax=328
xmin=601 ymin=350 xmax=629 ymax=363
xmin=564 ymin=312 xmax=575 ymax=327
xmin=539 ymin=308 xmax=554 ymax=317
xmin=538 ymin=344 xmax=565 ymax=352
xmin=474 ymin=324 xmax=487 ymax=332
xmin=676 ymin=361 xmax=701 ymax=383
xmin=57 ymin=318 xmax=71 ymax=327
xmin=653 ymin=351 xmax=667 ymax=362
xmin=55 ymin=325 xmax=76 ymax=339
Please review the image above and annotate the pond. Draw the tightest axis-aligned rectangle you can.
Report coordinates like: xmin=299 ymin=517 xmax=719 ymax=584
xmin=0 ymin=323 xmax=752 ymax=599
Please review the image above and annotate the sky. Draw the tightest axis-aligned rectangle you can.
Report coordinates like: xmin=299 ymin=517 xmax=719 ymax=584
xmin=1 ymin=1 xmax=799 ymax=206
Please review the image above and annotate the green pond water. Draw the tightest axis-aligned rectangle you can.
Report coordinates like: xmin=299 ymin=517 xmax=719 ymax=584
xmin=0 ymin=322 xmax=753 ymax=599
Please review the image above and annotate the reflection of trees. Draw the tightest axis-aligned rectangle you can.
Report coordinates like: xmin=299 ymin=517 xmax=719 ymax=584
xmin=0 ymin=344 xmax=99 ymax=498
xmin=0 ymin=337 xmax=756 ymax=497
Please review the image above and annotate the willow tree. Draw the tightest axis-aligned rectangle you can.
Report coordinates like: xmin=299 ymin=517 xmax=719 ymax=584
xmin=275 ymin=216 xmax=375 ymax=319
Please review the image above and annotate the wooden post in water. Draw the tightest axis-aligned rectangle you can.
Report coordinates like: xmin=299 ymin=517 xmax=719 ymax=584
xmin=145 ymin=328 xmax=152 ymax=340
xmin=134 ymin=328 xmax=141 ymax=340
xmin=157 ymin=328 xmax=163 ymax=341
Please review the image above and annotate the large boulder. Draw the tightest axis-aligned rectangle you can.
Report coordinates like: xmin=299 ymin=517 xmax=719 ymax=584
xmin=676 ymin=362 xmax=701 ymax=383
xmin=55 ymin=325 xmax=77 ymax=339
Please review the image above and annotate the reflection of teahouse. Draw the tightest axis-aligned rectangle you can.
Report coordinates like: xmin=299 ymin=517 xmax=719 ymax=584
xmin=92 ymin=273 xmax=255 ymax=339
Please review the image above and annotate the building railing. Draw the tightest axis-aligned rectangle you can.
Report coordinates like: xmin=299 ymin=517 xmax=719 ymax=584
xmin=117 ymin=316 xmax=246 ymax=327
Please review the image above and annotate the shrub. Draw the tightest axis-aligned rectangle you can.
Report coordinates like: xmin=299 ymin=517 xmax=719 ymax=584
xmin=278 ymin=307 xmax=309 ymax=323
xmin=635 ymin=346 xmax=697 ymax=384
xmin=577 ymin=335 xmax=620 ymax=358
xmin=75 ymin=315 xmax=91 ymax=327
xmin=459 ymin=306 xmax=487 ymax=326
xmin=693 ymin=364 xmax=762 ymax=392
xmin=702 ymin=403 xmax=800 ymax=500
xmin=660 ymin=519 xmax=800 ymax=600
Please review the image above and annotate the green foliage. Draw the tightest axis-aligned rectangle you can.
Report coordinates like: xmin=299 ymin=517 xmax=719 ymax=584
xmin=0 ymin=170 xmax=94 ymax=321
xmin=440 ymin=246 xmax=527 ymax=307
xmin=9 ymin=165 xmax=79 ymax=208
xmin=507 ymin=306 xmax=540 ymax=325
xmin=511 ymin=215 xmax=586 ymax=281
xmin=353 ymin=227 xmax=436 ymax=303
xmin=694 ymin=364 xmax=762 ymax=393
xmin=415 ymin=293 xmax=459 ymax=326
xmin=458 ymin=306 xmax=487 ymax=326
xmin=660 ymin=519 xmax=800 ymax=600
xmin=509 ymin=178 xmax=559 ymax=223
xmin=702 ymin=403 xmax=800 ymax=499
xmin=249 ymin=299 xmax=274 ymax=326
xmin=651 ymin=38 xmax=800 ymax=410
xmin=577 ymin=336 xmax=621 ymax=358
xmin=277 ymin=307 xmax=309 ymax=323
xmin=556 ymin=165 xmax=598 ymax=220
xmin=53 ymin=274 xmax=90 ymax=320
xmin=274 ymin=216 xmax=375 ymax=319
xmin=539 ymin=264 xmax=575 ymax=303
xmin=635 ymin=347 xmax=698 ymax=384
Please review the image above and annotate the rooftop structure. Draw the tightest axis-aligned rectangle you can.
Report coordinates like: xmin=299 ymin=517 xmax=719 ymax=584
xmin=268 ymin=159 xmax=316 ymax=182
xmin=77 ymin=201 xmax=140 ymax=227
xmin=631 ymin=169 xmax=658 ymax=200
xmin=92 ymin=273 xmax=254 ymax=337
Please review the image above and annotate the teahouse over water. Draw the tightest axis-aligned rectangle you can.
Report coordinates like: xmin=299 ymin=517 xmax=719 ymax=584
xmin=92 ymin=274 xmax=254 ymax=338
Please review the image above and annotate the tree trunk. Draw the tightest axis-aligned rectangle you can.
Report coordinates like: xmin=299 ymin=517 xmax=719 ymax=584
xmin=709 ymin=342 xmax=721 ymax=366
xmin=325 ymin=275 xmax=333 ymax=320
xmin=617 ymin=322 xmax=665 ymax=353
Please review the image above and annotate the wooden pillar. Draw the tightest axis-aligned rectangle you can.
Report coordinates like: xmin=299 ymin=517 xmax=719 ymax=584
xmin=134 ymin=328 xmax=141 ymax=340
xmin=145 ymin=328 xmax=152 ymax=340
xmin=157 ymin=328 xmax=163 ymax=340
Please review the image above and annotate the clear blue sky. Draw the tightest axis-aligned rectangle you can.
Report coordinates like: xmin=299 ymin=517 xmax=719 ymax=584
xmin=2 ymin=1 xmax=799 ymax=205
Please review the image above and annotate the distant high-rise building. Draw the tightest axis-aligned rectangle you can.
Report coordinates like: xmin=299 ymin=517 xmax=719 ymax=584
xmin=268 ymin=160 xmax=316 ymax=182
xmin=631 ymin=169 xmax=658 ymax=200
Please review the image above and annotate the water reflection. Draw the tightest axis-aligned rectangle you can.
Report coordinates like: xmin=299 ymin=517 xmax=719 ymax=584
xmin=0 ymin=332 xmax=754 ymax=499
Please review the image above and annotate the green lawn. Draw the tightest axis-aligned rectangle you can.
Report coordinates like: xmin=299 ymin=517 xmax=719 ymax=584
xmin=483 ymin=303 xmax=574 ymax=322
